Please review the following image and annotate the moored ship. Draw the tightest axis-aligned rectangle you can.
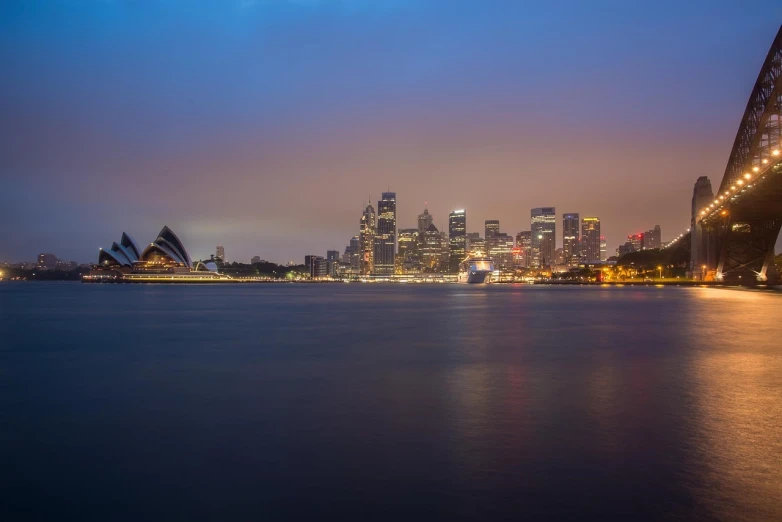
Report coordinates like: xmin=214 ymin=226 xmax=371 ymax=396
xmin=458 ymin=256 xmax=495 ymax=283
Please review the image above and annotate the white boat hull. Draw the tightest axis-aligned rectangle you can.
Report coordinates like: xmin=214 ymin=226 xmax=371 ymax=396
xmin=458 ymin=258 xmax=495 ymax=283
xmin=465 ymin=270 xmax=493 ymax=283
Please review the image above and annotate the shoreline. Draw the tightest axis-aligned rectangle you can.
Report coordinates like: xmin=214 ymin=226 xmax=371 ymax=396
xmin=7 ymin=278 xmax=772 ymax=290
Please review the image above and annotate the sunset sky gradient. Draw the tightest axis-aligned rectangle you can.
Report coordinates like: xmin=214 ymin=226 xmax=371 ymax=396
xmin=2 ymin=1 xmax=781 ymax=263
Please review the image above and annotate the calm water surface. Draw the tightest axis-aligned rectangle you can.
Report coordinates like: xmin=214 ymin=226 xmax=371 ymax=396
xmin=1 ymin=283 xmax=781 ymax=521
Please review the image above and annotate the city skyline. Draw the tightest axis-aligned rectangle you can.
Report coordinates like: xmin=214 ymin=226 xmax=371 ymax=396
xmin=2 ymin=2 xmax=782 ymax=263
xmin=329 ymin=195 xmax=666 ymax=277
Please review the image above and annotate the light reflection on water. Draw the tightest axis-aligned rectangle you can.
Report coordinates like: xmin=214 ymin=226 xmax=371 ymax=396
xmin=0 ymin=283 xmax=781 ymax=520
xmin=686 ymin=288 xmax=782 ymax=520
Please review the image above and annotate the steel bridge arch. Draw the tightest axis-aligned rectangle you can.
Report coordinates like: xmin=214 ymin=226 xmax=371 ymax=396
xmin=718 ymin=25 xmax=782 ymax=195
xmin=696 ymin=25 xmax=782 ymax=283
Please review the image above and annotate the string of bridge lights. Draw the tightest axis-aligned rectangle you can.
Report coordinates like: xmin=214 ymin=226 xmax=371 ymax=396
xmin=662 ymin=229 xmax=691 ymax=250
xmin=698 ymin=148 xmax=780 ymax=220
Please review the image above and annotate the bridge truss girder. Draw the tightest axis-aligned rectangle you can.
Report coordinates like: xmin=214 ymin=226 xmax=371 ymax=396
xmin=718 ymin=26 xmax=782 ymax=194
xmin=714 ymin=217 xmax=781 ymax=283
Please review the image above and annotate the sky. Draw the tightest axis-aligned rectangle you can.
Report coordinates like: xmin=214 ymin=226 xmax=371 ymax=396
xmin=1 ymin=1 xmax=781 ymax=264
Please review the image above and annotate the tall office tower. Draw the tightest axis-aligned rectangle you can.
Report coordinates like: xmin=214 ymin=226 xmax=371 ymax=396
xmin=580 ymin=217 xmax=601 ymax=263
xmin=448 ymin=210 xmax=467 ymax=273
xmin=628 ymin=233 xmax=643 ymax=252
xmin=487 ymin=233 xmax=514 ymax=270
xmin=215 ymin=245 xmax=225 ymax=261
xmin=643 ymin=225 xmax=662 ymax=249
xmin=485 ymin=220 xmax=500 ymax=239
xmin=349 ymin=235 xmax=361 ymax=269
xmin=531 ymin=207 xmax=556 ymax=267
xmin=439 ymin=230 xmax=451 ymax=269
xmin=360 ymin=202 xmax=376 ymax=275
xmin=515 ymin=231 xmax=532 ymax=268
xmin=373 ymin=192 xmax=397 ymax=275
xmin=421 ymin=224 xmax=446 ymax=272
xmin=326 ymin=250 xmax=340 ymax=277
xmin=562 ymin=213 xmax=580 ymax=266
xmin=690 ymin=176 xmax=714 ymax=276
xmin=466 ymin=232 xmax=485 ymax=256
xmin=397 ymin=229 xmax=420 ymax=269
xmin=304 ymin=255 xmax=327 ymax=278
xmin=314 ymin=257 xmax=327 ymax=278
xmin=417 ymin=206 xmax=433 ymax=234
xmin=599 ymin=237 xmax=607 ymax=261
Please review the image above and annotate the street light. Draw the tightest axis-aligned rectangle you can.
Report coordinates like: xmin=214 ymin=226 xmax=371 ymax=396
xmin=657 ymin=265 xmax=663 ymax=279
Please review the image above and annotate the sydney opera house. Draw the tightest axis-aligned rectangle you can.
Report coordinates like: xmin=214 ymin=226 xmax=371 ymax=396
xmin=86 ymin=226 xmax=228 ymax=282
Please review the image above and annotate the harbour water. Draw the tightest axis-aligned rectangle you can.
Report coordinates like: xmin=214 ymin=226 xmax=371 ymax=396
xmin=1 ymin=283 xmax=781 ymax=520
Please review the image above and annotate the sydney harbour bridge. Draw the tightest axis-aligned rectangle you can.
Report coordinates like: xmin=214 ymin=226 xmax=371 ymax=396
xmin=690 ymin=24 xmax=782 ymax=284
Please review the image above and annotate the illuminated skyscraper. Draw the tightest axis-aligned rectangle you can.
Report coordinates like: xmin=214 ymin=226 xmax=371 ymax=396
xmin=466 ymin=232 xmax=485 ymax=256
xmin=215 ymin=245 xmax=225 ymax=262
xmin=628 ymin=233 xmax=643 ymax=252
xmin=562 ymin=213 xmax=580 ymax=266
xmin=397 ymin=228 xmax=420 ymax=272
xmin=599 ymin=237 xmax=607 ymax=261
xmin=360 ymin=202 xmax=376 ymax=275
xmin=581 ymin=217 xmax=601 ymax=262
xmin=417 ymin=206 xmax=433 ymax=234
xmin=440 ymin=230 xmax=451 ymax=268
xmin=326 ymin=250 xmax=340 ymax=277
xmin=305 ymin=255 xmax=326 ymax=278
xmin=448 ymin=210 xmax=467 ymax=273
xmin=515 ymin=231 xmax=531 ymax=268
xmin=531 ymin=207 xmax=556 ymax=267
xmin=348 ymin=235 xmax=361 ymax=269
xmin=373 ymin=192 xmax=396 ymax=275
xmin=643 ymin=225 xmax=662 ymax=249
xmin=487 ymin=233 xmax=514 ymax=270
xmin=421 ymin=223 xmax=446 ymax=272
xmin=485 ymin=220 xmax=500 ymax=239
